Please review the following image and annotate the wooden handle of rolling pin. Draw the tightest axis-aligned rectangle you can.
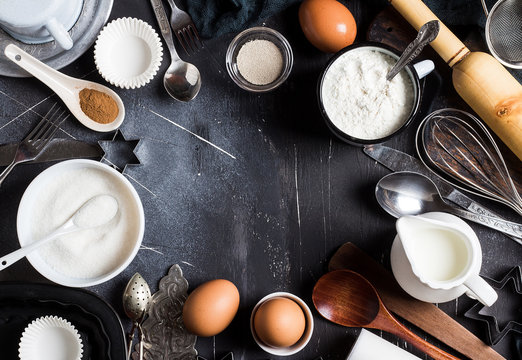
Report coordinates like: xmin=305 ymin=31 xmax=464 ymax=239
xmin=390 ymin=0 xmax=522 ymax=162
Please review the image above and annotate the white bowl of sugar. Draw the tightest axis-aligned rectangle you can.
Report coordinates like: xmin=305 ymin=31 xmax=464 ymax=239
xmin=16 ymin=159 xmax=145 ymax=287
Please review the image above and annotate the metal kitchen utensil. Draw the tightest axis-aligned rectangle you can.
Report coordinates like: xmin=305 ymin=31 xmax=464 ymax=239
xmin=313 ymin=270 xmax=460 ymax=360
xmin=123 ymin=273 xmax=151 ymax=360
xmin=364 ymin=145 xmax=510 ymax=220
xmin=132 ymin=265 xmax=197 ymax=360
xmin=0 ymin=104 xmax=68 ymax=187
xmin=419 ymin=108 xmax=522 ymax=216
xmin=149 ymin=0 xmax=201 ymax=102
xmin=0 ymin=138 xmax=104 ymax=166
xmin=98 ymin=130 xmax=142 ymax=173
xmin=387 ymin=20 xmax=439 ymax=81
xmin=166 ymin=0 xmax=203 ymax=55
xmin=375 ymin=171 xmax=522 ymax=240
xmin=0 ymin=194 xmax=118 ymax=270
xmin=464 ymin=266 xmax=522 ymax=345
xmin=481 ymin=0 xmax=522 ymax=69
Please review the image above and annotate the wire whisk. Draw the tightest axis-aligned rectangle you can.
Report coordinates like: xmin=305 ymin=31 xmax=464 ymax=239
xmin=419 ymin=108 xmax=522 ymax=216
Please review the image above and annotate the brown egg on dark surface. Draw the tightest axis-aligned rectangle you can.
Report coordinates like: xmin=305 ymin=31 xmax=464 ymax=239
xmin=299 ymin=0 xmax=357 ymax=53
xmin=182 ymin=279 xmax=240 ymax=337
xmin=253 ymin=297 xmax=306 ymax=348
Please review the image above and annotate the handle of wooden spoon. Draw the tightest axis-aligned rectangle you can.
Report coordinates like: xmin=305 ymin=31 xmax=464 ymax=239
xmin=377 ymin=305 xmax=461 ymax=360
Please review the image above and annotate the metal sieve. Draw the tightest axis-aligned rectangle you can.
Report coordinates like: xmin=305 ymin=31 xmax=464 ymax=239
xmin=481 ymin=0 xmax=522 ymax=69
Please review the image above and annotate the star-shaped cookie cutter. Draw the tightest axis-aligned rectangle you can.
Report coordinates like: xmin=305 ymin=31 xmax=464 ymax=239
xmin=98 ymin=130 xmax=141 ymax=173
xmin=464 ymin=266 xmax=522 ymax=345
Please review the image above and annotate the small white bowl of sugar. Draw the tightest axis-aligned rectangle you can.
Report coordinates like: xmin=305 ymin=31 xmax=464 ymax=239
xmin=16 ymin=159 xmax=145 ymax=287
xmin=226 ymin=26 xmax=293 ymax=92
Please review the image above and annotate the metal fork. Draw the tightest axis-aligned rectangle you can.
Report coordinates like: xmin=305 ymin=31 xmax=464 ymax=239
xmin=166 ymin=0 xmax=203 ymax=55
xmin=0 ymin=104 xmax=69 ymax=187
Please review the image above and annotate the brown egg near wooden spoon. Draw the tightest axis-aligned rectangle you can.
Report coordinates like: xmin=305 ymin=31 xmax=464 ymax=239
xmin=390 ymin=0 xmax=522 ymax=162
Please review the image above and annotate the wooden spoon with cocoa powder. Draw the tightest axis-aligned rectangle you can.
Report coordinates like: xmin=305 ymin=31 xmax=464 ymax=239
xmin=4 ymin=44 xmax=125 ymax=132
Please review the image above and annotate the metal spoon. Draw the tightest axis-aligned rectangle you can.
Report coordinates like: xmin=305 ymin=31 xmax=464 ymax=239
xmin=123 ymin=272 xmax=151 ymax=360
xmin=313 ymin=270 xmax=460 ymax=360
xmin=375 ymin=171 xmax=522 ymax=239
xmin=4 ymin=44 xmax=125 ymax=132
xmin=0 ymin=194 xmax=119 ymax=271
xmin=386 ymin=20 xmax=440 ymax=81
xmin=149 ymin=0 xmax=201 ymax=102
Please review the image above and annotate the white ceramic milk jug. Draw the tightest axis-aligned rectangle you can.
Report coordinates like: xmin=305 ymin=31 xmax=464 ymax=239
xmin=0 ymin=0 xmax=84 ymax=50
xmin=391 ymin=212 xmax=498 ymax=306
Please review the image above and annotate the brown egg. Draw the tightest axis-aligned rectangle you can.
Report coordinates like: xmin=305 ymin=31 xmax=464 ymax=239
xmin=182 ymin=279 xmax=240 ymax=337
xmin=253 ymin=297 xmax=306 ymax=347
xmin=299 ymin=0 xmax=357 ymax=53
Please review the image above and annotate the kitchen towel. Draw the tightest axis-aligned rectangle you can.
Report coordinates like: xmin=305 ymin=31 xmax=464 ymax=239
xmin=178 ymin=0 xmax=489 ymax=39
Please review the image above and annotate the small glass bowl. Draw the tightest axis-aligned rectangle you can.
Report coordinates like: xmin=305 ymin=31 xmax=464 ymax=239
xmin=226 ymin=27 xmax=293 ymax=92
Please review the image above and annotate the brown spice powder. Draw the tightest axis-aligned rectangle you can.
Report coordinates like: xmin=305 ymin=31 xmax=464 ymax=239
xmin=79 ymin=88 xmax=119 ymax=124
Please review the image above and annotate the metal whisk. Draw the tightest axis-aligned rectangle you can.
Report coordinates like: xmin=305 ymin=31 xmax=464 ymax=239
xmin=419 ymin=108 xmax=522 ymax=216
xmin=481 ymin=0 xmax=522 ymax=69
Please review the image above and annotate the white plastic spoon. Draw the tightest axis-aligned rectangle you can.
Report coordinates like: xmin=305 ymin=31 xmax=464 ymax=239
xmin=4 ymin=44 xmax=125 ymax=132
xmin=0 ymin=194 xmax=119 ymax=271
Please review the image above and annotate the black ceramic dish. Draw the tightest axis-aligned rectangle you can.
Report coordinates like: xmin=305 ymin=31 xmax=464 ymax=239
xmin=0 ymin=282 xmax=126 ymax=360
xmin=317 ymin=41 xmax=422 ymax=146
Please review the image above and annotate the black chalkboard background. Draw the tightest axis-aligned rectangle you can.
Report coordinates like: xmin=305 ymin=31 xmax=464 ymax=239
xmin=1 ymin=1 xmax=521 ymax=359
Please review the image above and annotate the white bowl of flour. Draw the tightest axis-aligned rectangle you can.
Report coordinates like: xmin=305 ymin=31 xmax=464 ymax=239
xmin=318 ymin=42 xmax=434 ymax=145
xmin=17 ymin=159 xmax=144 ymax=287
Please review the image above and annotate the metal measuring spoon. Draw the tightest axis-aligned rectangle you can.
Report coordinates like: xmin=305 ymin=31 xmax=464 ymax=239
xmin=375 ymin=171 xmax=522 ymax=239
xmin=149 ymin=0 xmax=201 ymax=102
xmin=123 ymin=272 xmax=152 ymax=360
xmin=386 ymin=20 xmax=440 ymax=81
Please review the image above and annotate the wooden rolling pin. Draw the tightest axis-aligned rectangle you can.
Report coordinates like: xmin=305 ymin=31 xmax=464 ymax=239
xmin=329 ymin=242 xmax=505 ymax=360
xmin=390 ymin=0 xmax=522 ymax=161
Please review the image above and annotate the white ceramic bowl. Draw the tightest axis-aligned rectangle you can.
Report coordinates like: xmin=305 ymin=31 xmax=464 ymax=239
xmin=250 ymin=292 xmax=314 ymax=356
xmin=94 ymin=17 xmax=163 ymax=89
xmin=16 ymin=159 xmax=145 ymax=287
xmin=19 ymin=315 xmax=83 ymax=360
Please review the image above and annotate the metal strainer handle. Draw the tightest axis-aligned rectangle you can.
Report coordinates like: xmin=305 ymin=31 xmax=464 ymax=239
xmin=481 ymin=0 xmax=490 ymax=16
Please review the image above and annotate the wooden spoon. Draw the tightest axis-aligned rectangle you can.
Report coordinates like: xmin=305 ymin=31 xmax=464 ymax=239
xmin=312 ymin=270 xmax=460 ymax=360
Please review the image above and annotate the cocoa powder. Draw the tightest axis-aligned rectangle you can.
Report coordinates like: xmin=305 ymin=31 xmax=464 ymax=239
xmin=79 ymin=88 xmax=119 ymax=124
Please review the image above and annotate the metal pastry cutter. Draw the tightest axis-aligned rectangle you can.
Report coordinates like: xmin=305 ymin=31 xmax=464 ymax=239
xmin=464 ymin=266 xmax=522 ymax=345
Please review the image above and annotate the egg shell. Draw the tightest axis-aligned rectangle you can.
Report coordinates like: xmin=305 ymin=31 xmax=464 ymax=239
xmin=253 ymin=297 xmax=306 ymax=348
xmin=299 ymin=0 xmax=357 ymax=53
xmin=182 ymin=279 xmax=240 ymax=337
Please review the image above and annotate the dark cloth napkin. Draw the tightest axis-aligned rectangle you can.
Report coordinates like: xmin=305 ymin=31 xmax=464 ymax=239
xmin=178 ymin=0 xmax=489 ymax=39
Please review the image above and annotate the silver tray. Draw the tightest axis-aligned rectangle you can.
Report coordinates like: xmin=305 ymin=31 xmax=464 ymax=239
xmin=0 ymin=0 xmax=113 ymax=77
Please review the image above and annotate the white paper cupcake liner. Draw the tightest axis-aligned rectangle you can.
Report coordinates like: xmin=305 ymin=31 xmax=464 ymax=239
xmin=19 ymin=315 xmax=83 ymax=360
xmin=95 ymin=17 xmax=163 ymax=89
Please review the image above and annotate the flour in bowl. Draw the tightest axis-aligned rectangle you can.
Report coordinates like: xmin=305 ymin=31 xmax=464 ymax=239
xmin=31 ymin=167 xmax=141 ymax=279
xmin=321 ymin=48 xmax=415 ymax=140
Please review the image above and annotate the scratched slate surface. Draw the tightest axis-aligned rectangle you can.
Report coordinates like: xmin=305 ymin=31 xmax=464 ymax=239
xmin=0 ymin=1 xmax=521 ymax=360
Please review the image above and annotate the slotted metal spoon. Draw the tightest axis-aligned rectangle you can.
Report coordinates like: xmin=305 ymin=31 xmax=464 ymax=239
xmin=419 ymin=108 xmax=522 ymax=216
xmin=123 ymin=273 xmax=151 ymax=360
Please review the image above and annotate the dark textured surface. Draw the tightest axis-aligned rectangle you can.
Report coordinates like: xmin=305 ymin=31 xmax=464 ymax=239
xmin=0 ymin=1 xmax=521 ymax=359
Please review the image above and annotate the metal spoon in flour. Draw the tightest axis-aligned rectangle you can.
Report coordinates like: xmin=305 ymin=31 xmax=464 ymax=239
xmin=0 ymin=194 xmax=119 ymax=271
xmin=386 ymin=20 xmax=440 ymax=81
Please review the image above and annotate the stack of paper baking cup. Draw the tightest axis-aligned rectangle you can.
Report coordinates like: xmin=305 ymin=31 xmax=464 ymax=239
xmin=94 ymin=17 xmax=163 ymax=89
xmin=18 ymin=315 xmax=83 ymax=360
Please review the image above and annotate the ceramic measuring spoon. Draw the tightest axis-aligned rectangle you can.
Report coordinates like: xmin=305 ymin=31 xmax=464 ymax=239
xmin=396 ymin=215 xmax=498 ymax=306
xmin=4 ymin=44 xmax=125 ymax=132
xmin=0 ymin=194 xmax=119 ymax=270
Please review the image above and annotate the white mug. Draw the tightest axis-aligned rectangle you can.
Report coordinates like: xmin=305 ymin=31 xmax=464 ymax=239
xmin=0 ymin=0 xmax=84 ymax=50
xmin=391 ymin=212 xmax=498 ymax=306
